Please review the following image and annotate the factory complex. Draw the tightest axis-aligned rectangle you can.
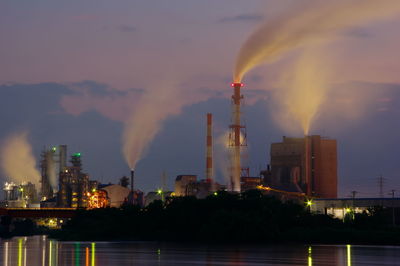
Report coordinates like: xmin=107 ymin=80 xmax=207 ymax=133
xmin=2 ymin=81 xmax=396 ymax=225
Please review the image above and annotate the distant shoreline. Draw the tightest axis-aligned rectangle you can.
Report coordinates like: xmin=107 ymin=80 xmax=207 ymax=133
xmin=3 ymin=191 xmax=400 ymax=245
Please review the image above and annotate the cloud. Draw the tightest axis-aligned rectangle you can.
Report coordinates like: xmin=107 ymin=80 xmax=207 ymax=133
xmin=117 ymin=25 xmax=137 ymax=33
xmin=218 ymin=14 xmax=263 ymax=23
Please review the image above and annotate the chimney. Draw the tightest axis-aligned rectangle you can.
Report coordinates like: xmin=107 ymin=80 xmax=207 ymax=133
xmin=130 ymin=169 xmax=135 ymax=204
xmin=206 ymin=113 xmax=213 ymax=182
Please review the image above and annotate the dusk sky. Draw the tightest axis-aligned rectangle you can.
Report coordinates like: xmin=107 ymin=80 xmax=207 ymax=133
xmin=1 ymin=0 xmax=400 ymax=197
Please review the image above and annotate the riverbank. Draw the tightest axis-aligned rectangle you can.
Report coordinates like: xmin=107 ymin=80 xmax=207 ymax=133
xmin=48 ymin=191 xmax=400 ymax=245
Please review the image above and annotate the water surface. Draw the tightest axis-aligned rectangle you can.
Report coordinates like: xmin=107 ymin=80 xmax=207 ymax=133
xmin=1 ymin=236 xmax=399 ymax=265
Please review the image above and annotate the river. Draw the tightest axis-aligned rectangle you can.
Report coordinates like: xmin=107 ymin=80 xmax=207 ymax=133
xmin=1 ymin=236 xmax=399 ymax=265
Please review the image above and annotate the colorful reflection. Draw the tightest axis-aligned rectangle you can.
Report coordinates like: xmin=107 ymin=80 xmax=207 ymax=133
xmin=4 ymin=241 xmax=9 ymax=266
xmin=18 ymin=238 xmax=22 ymax=266
xmin=75 ymin=243 xmax=80 ymax=266
xmin=91 ymin=243 xmax=96 ymax=266
xmin=86 ymin=247 xmax=89 ymax=266
xmin=347 ymin=245 xmax=352 ymax=266
xmin=308 ymin=246 xmax=312 ymax=266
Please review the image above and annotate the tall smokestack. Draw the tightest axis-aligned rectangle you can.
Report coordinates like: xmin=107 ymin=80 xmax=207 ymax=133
xmin=130 ymin=169 xmax=134 ymax=204
xmin=230 ymin=82 xmax=244 ymax=192
xmin=304 ymin=136 xmax=312 ymax=197
xmin=206 ymin=113 xmax=213 ymax=182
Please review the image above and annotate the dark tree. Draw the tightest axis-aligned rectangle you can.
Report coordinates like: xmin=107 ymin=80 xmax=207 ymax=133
xmin=119 ymin=176 xmax=129 ymax=188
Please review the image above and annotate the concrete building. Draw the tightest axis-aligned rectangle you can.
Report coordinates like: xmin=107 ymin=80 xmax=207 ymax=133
xmin=270 ymin=135 xmax=337 ymax=198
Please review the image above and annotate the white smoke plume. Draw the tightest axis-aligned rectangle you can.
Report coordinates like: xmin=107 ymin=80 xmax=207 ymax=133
xmin=1 ymin=131 xmax=41 ymax=186
xmin=234 ymin=0 xmax=400 ymax=83
xmin=122 ymin=80 xmax=183 ymax=169
xmin=214 ymin=131 xmax=232 ymax=188
xmin=271 ymin=48 xmax=330 ymax=134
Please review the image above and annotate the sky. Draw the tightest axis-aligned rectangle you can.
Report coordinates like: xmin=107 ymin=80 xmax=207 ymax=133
xmin=1 ymin=0 xmax=400 ymax=197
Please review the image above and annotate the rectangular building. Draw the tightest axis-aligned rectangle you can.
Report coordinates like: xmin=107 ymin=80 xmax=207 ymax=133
xmin=270 ymin=135 xmax=337 ymax=198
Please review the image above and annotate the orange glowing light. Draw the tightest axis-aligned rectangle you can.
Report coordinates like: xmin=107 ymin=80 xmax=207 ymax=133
xmin=87 ymin=190 xmax=108 ymax=209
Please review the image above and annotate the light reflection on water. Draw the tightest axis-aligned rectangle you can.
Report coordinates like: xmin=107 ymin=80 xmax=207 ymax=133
xmin=1 ymin=236 xmax=400 ymax=265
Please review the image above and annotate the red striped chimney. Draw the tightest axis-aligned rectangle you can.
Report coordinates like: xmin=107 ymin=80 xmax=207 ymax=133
xmin=206 ymin=113 xmax=213 ymax=182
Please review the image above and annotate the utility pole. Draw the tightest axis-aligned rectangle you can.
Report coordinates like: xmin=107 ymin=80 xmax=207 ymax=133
xmin=351 ymin=191 xmax=357 ymax=212
xmin=378 ymin=175 xmax=385 ymax=198
xmin=351 ymin=191 xmax=358 ymax=199
xmin=390 ymin=190 xmax=396 ymax=226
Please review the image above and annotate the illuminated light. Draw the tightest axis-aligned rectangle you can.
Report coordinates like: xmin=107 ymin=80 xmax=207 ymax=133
xmin=157 ymin=189 xmax=162 ymax=195
xmin=345 ymin=208 xmax=352 ymax=213
xmin=73 ymin=152 xmax=81 ymax=157
xmin=92 ymin=188 xmax=96 ymax=193
xmin=306 ymin=200 xmax=313 ymax=206
xmin=91 ymin=243 xmax=95 ymax=266
xmin=347 ymin=244 xmax=351 ymax=266
xmin=308 ymin=246 xmax=312 ymax=266
xmin=213 ymin=192 xmax=218 ymax=196
xmin=52 ymin=146 xmax=57 ymax=152
xmin=230 ymin=82 xmax=245 ymax=87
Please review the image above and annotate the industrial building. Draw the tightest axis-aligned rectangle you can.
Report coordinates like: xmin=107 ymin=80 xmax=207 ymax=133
xmin=40 ymin=145 xmax=68 ymax=201
xmin=311 ymin=198 xmax=400 ymax=220
xmin=144 ymin=191 xmax=174 ymax=206
xmin=241 ymin=176 xmax=262 ymax=191
xmin=2 ymin=181 xmax=39 ymax=208
xmin=57 ymin=153 xmax=94 ymax=208
xmin=174 ymin=175 xmax=223 ymax=198
xmin=267 ymin=135 xmax=337 ymax=198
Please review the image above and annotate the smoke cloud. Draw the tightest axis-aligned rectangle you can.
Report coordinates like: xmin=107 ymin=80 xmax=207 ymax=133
xmin=271 ymin=48 xmax=329 ymax=134
xmin=234 ymin=0 xmax=400 ymax=83
xmin=214 ymin=131 xmax=231 ymax=187
xmin=234 ymin=0 xmax=400 ymax=134
xmin=1 ymin=131 xmax=41 ymax=185
xmin=122 ymin=81 xmax=183 ymax=169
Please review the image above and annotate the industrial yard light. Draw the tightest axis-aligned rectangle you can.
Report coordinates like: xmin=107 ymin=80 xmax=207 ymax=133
xmin=306 ymin=200 xmax=313 ymax=206
xmin=213 ymin=192 xmax=218 ymax=196
xmin=157 ymin=189 xmax=162 ymax=195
